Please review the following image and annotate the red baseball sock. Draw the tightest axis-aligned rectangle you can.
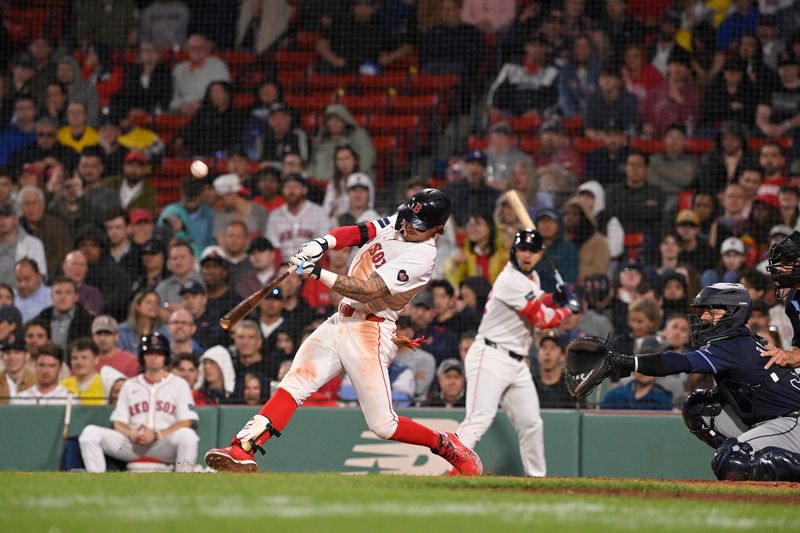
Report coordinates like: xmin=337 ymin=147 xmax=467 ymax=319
xmin=389 ymin=416 xmax=441 ymax=448
xmin=254 ymin=388 xmax=299 ymax=445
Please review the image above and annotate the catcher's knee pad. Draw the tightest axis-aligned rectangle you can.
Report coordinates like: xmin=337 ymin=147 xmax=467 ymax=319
xmin=712 ymin=439 xmax=800 ymax=481
xmin=711 ymin=438 xmax=755 ymax=481
xmin=682 ymin=388 xmax=725 ymax=449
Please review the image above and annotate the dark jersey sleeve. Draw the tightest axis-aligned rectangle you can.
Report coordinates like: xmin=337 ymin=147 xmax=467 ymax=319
xmin=683 ymin=337 xmax=755 ymax=374
xmin=786 ymin=289 xmax=800 ymax=347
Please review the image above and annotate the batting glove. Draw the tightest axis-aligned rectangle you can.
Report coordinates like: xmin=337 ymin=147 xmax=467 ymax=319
xmin=289 ymin=255 xmax=322 ymax=279
xmin=296 ymin=237 xmax=330 ymax=264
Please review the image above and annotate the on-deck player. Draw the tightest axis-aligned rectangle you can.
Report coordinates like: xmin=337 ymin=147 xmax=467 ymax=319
xmin=78 ymin=332 xmax=200 ymax=472
xmin=456 ymin=229 xmax=580 ymax=476
xmin=205 ymin=188 xmax=483 ymax=475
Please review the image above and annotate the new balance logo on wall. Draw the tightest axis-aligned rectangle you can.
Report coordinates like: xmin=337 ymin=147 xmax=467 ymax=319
xmin=343 ymin=418 xmax=460 ymax=475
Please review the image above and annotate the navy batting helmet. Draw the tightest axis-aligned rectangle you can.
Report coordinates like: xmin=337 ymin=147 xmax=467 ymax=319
xmin=688 ymin=283 xmax=751 ymax=347
xmin=397 ymin=188 xmax=451 ymax=232
xmin=138 ymin=331 xmax=171 ymax=367
xmin=510 ymin=228 xmax=543 ymax=271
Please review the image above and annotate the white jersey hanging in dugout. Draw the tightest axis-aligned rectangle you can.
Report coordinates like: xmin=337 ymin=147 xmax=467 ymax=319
xmin=111 ymin=373 xmax=198 ymax=430
xmin=341 ymin=214 xmax=437 ymax=322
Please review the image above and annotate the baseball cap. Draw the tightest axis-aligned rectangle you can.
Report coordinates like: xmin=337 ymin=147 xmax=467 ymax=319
xmin=720 ymin=237 xmax=745 ymax=255
xmin=21 ymin=163 xmax=43 ymax=176
xmin=268 ymin=102 xmax=292 ymax=115
xmin=463 ymin=150 xmax=487 ymax=166
xmin=437 ymin=358 xmax=464 ymax=376
xmin=411 ymin=291 xmax=433 ymax=309
xmin=124 ymin=150 xmax=149 ymax=164
xmin=141 ymin=237 xmax=165 ymax=255
xmin=200 ymin=247 xmax=229 ymax=268
xmin=538 ymin=330 xmax=564 ymax=350
xmin=0 ymin=201 xmax=15 ymax=216
xmin=346 ymin=172 xmax=372 ymax=190
xmin=282 ymin=172 xmax=308 ymax=186
xmin=637 ymin=336 xmax=663 ymax=355
xmin=675 ymin=209 xmax=700 ymax=226
xmin=75 ymin=225 xmax=105 ymax=247
xmin=1 ymin=331 xmax=25 ymax=351
xmin=541 ymin=119 xmax=563 ymax=134
xmin=92 ymin=315 xmax=119 ymax=334
xmin=534 ymin=207 xmax=560 ymax=223
xmin=622 ymin=261 xmax=643 ymax=273
xmin=770 ymin=224 xmax=794 ymax=239
xmin=264 ymin=287 xmax=283 ymax=300
xmin=488 ymin=121 xmax=512 ymax=135
xmin=129 ymin=207 xmax=153 ymax=225
xmin=754 ymin=194 xmax=780 ymax=208
xmin=213 ymin=173 xmax=242 ymax=195
xmin=179 ymin=280 xmax=206 ymax=296
xmin=248 ymin=236 xmax=274 ymax=253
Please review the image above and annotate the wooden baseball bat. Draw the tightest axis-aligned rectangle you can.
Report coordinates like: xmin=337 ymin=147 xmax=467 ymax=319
xmin=219 ymin=267 xmax=294 ymax=330
xmin=59 ymin=393 xmax=73 ymax=471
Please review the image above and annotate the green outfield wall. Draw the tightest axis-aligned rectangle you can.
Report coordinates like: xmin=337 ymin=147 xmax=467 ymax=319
xmin=0 ymin=406 xmax=714 ymax=479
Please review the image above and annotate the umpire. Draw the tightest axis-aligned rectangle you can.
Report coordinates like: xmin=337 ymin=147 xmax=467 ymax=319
xmin=565 ymin=283 xmax=800 ymax=481
xmin=763 ymin=231 xmax=800 ymax=368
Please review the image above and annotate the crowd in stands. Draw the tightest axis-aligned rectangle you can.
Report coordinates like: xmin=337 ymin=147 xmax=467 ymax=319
xmin=1 ymin=0 xmax=800 ymax=412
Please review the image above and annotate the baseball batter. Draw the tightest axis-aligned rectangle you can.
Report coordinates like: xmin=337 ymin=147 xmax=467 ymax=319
xmin=78 ymin=332 xmax=199 ymax=472
xmin=205 ymin=189 xmax=483 ymax=475
xmin=456 ymin=229 xmax=580 ymax=476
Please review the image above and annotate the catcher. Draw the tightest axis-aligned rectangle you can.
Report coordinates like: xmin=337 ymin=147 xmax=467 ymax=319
xmin=565 ymin=283 xmax=800 ymax=481
xmin=763 ymin=231 xmax=800 ymax=369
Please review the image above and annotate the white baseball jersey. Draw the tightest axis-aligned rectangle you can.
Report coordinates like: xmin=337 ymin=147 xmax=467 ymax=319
xmin=111 ymin=373 xmax=198 ymax=430
xmin=266 ymin=200 xmax=331 ymax=260
xmin=11 ymin=384 xmax=71 ymax=405
xmin=341 ymin=214 xmax=437 ymax=322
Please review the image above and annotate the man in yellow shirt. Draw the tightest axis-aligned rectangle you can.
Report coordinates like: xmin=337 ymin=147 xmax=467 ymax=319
xmin=61 ymin=337 xmax=124 ymax=405
xmin=57 ymin=101 xmax=98 ymax=153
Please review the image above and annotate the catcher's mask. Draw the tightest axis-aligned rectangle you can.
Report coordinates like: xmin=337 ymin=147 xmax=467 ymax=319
xmin=766 ymin=231 xmax=800 ymax=298
xmin=688 ymin=283 xmax=751 ymax=347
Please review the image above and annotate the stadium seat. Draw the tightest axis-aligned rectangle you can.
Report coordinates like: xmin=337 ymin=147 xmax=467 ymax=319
xmin=507 ymin=116 xmax=542 ymax=134
xmin=338 ymin=93 xmax=389 ymax=115
xmin=359 ymin=72 xmax=409 ymax=92
xmin=519 ymin=137 xmax=542 ymax=153
xmin=285 ymin=93 xmax=336 ymax=115
xmin=573 ymin=137 xmax=602 ymax=154
xmin=407 ymin=74 xmax=459 ymax=94
xmin=388 ymin=94 xmax=438 ymax=115
xmin=275 ymin=50 xmax=315 ymax=70
xmin=562 ymin=116 xmax=584 ymax=136
xmin=234 ymin=93 xmax=257 ymax=109
xmin=305 ymin=73 xmax=356 ymax=92
xmin=295 ymin=31 xmax=321 ymax=50
xmin=468 ymin=135 xmax=488 ymax=150
xmin=686 ymin=138 xmax=713 ymax=154
xmin=630 ymin=138 xmax=665 ymax=154
xmin=158 ymin=157 xmax=193 ymax=178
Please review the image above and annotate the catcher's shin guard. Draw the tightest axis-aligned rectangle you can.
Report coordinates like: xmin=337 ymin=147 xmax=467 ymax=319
xmin=682 ymin=388 xmax=726 ymax=449
xmin=712 ymin=438 xmax=800 ymax=481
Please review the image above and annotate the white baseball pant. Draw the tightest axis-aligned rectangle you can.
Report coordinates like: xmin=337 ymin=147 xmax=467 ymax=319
xmin=279 ymin=311 xmax=400 ymax=439
xmin=78 ymin=425 xmax=199 ymax=472
xmin=457 ymin=341 xmax=546 ymax=476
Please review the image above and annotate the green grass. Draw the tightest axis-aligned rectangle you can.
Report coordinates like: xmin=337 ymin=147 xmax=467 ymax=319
xmin=2 ymin=473 xmax=799 ymax=532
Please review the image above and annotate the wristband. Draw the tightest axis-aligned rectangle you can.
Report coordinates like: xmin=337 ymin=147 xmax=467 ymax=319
xmin=319 ymin=268 xmax=338 ymax=288
xmin=322 ymin=234 xmax=337 ymax=249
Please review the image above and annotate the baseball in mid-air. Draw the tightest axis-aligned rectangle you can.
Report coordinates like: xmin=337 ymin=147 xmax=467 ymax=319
xmin=191 ymin=160 xmax=208 ymax=178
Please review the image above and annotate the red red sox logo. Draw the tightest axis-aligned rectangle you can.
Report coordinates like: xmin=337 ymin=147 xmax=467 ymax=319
xmin=411 ymin=202 xmax=423 ymax=214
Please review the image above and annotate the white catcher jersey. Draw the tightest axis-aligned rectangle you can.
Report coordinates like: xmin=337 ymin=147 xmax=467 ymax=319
xmin=111 ymin=373 xmax=198 ymax=430
xmin=341 ymin=214 xmax=437 ymax=322
xmin=477 ymin=262 xmax=545 ymax=355
xmin=266 ymin=200 xmax=332 ymax=260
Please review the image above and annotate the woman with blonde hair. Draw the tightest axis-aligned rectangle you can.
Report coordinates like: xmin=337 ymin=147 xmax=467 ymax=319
xmin=116 ymin=290 xmax=168 ymax=353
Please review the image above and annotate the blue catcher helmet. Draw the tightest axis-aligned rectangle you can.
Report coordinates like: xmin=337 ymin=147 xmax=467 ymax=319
xmin=688 ymin=283 xmax=751 ymax=347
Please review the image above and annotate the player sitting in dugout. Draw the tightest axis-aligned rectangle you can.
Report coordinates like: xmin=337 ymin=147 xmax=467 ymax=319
xmin=565 ymin=282 xmax=800 ymax=482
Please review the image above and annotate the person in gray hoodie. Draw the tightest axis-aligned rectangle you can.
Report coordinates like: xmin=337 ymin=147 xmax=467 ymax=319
xmin=307 ymin=104 xmax=375 ymax=181
xmin=56 ymin=56 xmax=99 ymax=126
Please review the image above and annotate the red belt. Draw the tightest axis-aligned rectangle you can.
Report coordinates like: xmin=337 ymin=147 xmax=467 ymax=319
xmin=340 ymin=303 xmax=385 ymax=323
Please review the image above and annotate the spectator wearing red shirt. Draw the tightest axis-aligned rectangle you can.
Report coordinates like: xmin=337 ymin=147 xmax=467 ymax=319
xmin=641 ymin=55 xmax=700 ymax=137
xmin=91 ymin=315 xmax=139 ymax=378
xmin=757 ymin=142 xmax=788 ymax=203
xmin=622 ymin=43 xmax=664 ymax=106
xmin=250 ymin=166 xmax=285 ymax=212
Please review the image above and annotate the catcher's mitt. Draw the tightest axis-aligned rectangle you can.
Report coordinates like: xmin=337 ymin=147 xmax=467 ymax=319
xmin=563 ymin=336 xmax=616 ymax=399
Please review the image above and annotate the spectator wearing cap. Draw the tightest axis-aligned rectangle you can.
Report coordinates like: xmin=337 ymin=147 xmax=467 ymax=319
xmin=129 ymin=236 xmax=167 ymax=299
xmin=647 ymin=124 xmax=699 ymax=211
xmin=18 ymin=185 xmax=72 ymax=275
xmin=337 ymin=173 xmax=379 ymax=226
xmin=11 ymin=343 xmax=70 ymax=405
xmin=156 ymin=241 xmax=203 ymax=306
xmin=158 ymin=176 xmax=214 ymax=255
xmin=584 ymin=123 xmax=629 ymax=186
xmin=0 ymin=95 xmax=37 ymax=167
xmin=8 ymin=117 xmax=78 ymax=176
xmin=485 ymin=122 xmax=531 ymax=189
xmin=75 ymin=224 xmax=132 ymax=321
xmin=308 ymin=104 xmax=375 ymax=181
xmin=255 ymin=286 xmax=292 ymax=353
xmin=62 ymin=250 xmax=103 ymax=316
xmin=700 ymin=58 xmax=756 ymax=130
xmin=640 ymin=55 xmax=700 ymax=137
xmin=179 ymin=279 xmax=228 ymax=350
xmin=169 ymin=35 xmax=231 ymax=116
xmin=8 ymin=53 xmax=34 ymax=103
xmin=252 ymin=102 xmax=308 ymax=164
xmin=422 ymin=358 xmax=466 ymax=408
xmin=442 ymin=150 xmax=501 ymax=227
xmin=0 ymin=199 xmax=47 ymax=287
xmin=103 ymin=150 xmax=157 ymax=213
xmin=91 ymin=314 xmax=139 ymax=377
xmin=182 ymin=80 xmax=244 ymax=156
xmin=236 ymin=236 xmax=276 ymax=300
xmin=701 ymin=236 xmax=748 ymax=287
xmin=532 ymin=207 xmax=579 ymax=293
xmin=561 ymin=196 xmax=609 ymax=280
xmin=717 ymin=0 xmax=759 ymax=52
xmin=13 ymin=258 xmax=51 ymax=323
xmin=486 ymin=34 xmax=559 ymax=118
xmin=266 ymin=173 xmax=331 ymax=261
xmin=212 ymin=173 xmax=269 ymax=241
xmin=534 ymin=333 xmax=579 ymax=408
xmin=199 ymin=247 xmax=241 ymax=326
xmin=757 ymin=224 xmax=794 ymax=275
xmin=0 ymin=312 xmax=36 ymax=404
xmin=95 ymin=114 xmax=128 ymax=177
xmin=604 ymin=151 xmax=666 ymax=244
xmin=697 ymin=120 xmax=755 ymax=195
xmin=585 ymin=63 xmax=640 ymax=141
xmin=213 ymin=220 xmax=253 ymax=288
xmin=675 ymin=210 xmax=714 ymax=273
xmin=36 ymin=277 xmax=93 ymax=353
xmin=409 ymin=290 xmax=459 ymax=365
xmin=558 ymin=34 xmax=600 ymax=118
xmin=394 ymin=316 xmax=437 ymax=403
